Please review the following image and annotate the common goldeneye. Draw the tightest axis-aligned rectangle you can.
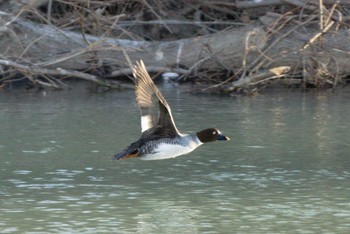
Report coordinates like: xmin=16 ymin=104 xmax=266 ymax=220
xmin=114 ymin=60 xmax=229 ymax=160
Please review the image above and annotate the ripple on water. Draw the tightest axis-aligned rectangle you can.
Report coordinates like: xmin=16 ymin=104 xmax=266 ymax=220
xmin=15 ymin=183 xmax=75 ymax=189
xmin=244 ymin=145 xmax=266 ymax=149
xmin=22 ymin=147 xmax=55 ymax=154
xmin=12 ymin=170 xmax=32 ymax=175
xmin=46 ymin=169 xmax=85 ymax=177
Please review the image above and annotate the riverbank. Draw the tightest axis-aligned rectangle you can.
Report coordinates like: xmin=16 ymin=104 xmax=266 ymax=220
xmin=1 ymin=1 xmax=350 ymax=93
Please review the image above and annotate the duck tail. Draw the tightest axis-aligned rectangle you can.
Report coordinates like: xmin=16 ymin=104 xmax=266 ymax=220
xmin=113 ymin=148 xmax=139 ymax=160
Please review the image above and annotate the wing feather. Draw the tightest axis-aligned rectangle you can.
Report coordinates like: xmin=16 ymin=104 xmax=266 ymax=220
xmin=133 ymin=60 xmax=180 ymax=137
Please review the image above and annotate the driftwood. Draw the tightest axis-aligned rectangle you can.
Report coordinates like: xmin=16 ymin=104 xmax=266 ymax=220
xmin=0 ymin=58 xmax=123 ymax=89
xmin=0 ymin=10 xmax=267 ymax=89
xmin=0 ymin=11 xmax=265 ymax=70
xmin=225 ymin=66 xmax=291 ymax=92
xmin=0 ymin=1 xmax=350 ymax=92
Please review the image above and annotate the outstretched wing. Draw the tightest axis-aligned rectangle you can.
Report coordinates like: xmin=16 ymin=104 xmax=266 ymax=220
xmin=133 ymin=60 xmax=180 ymax=136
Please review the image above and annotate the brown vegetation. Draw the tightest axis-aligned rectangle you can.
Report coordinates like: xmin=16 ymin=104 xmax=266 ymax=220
xmin=0 ymin=0 xmax=350 ymax=93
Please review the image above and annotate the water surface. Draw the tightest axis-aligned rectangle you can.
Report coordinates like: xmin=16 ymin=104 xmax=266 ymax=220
xmin=1 ymin=84 xmax=350 ymax=233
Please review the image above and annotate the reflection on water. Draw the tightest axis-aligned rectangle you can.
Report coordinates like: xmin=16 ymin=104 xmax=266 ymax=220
xmin=1 ymin=85 xmax=350 ymax=233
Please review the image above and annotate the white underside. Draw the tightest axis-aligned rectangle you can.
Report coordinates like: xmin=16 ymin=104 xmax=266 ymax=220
xmin=140 ymin=142 xmax=201 ymax=160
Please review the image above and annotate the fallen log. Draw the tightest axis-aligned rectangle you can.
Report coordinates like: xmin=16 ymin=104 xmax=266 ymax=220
xmin=1 ymin=7 xmax=350 ymax=91
xmin=0 ymin=11 xmax=266 ymax=71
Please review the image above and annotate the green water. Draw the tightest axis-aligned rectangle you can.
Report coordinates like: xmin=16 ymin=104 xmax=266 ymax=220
xmin=1 ymin=84 xmax=350 ymax=233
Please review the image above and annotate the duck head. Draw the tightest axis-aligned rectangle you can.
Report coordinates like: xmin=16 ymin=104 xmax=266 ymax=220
xmin=196 ymin=128 xmax=230 ymax=143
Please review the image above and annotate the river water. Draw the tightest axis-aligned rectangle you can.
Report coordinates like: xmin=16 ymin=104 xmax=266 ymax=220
xmin=1 ymin=83 xmax=350 ymax=233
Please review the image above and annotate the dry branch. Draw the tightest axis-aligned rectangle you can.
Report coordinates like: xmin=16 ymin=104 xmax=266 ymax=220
xmin=236 ymin=0 xmax=350 ymax=9
xmin=224 ymin=66 xmax=291 ymax=92
xmin=0 ymin=11 xmax=266 ymax=70
xmin=0 ymin=1 xmax=350 ymax=92
xmin=0 ymin=58 xmax=121 ymax=89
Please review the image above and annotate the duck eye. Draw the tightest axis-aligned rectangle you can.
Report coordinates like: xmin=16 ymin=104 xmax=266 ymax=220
xmin=212 ymin=131 xmax=217 ymax=135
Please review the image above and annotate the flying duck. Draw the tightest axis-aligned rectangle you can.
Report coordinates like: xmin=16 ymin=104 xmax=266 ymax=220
xmin=114 ymin=60 xmax=229 ymax=160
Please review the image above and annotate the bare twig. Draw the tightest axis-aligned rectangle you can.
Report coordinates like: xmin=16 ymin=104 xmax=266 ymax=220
xmin=237 ymin=0 xmax=350 ymax=8
xmin=115 ymin=20 xmax=243 ymax=26
xmin=225 ymin=66 xmax=291 ymax=92
xmin=0 ymin=58 xmax=120 ymax=89
xmin=141 ymin=0 xmax=173 ymax=33
xmin=320 ymin=0 xmax=325 ymax=30
xmin=301 ymin=20 xmax=334 ymax=49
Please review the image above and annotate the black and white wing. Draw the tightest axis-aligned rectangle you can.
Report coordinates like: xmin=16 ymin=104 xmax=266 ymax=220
xmin=133 ymin=60 xmax=180 ymax=137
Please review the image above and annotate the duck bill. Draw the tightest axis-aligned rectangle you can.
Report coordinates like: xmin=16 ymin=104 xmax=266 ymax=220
xmin=217 ymin=134 xmax=230 ymax=141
